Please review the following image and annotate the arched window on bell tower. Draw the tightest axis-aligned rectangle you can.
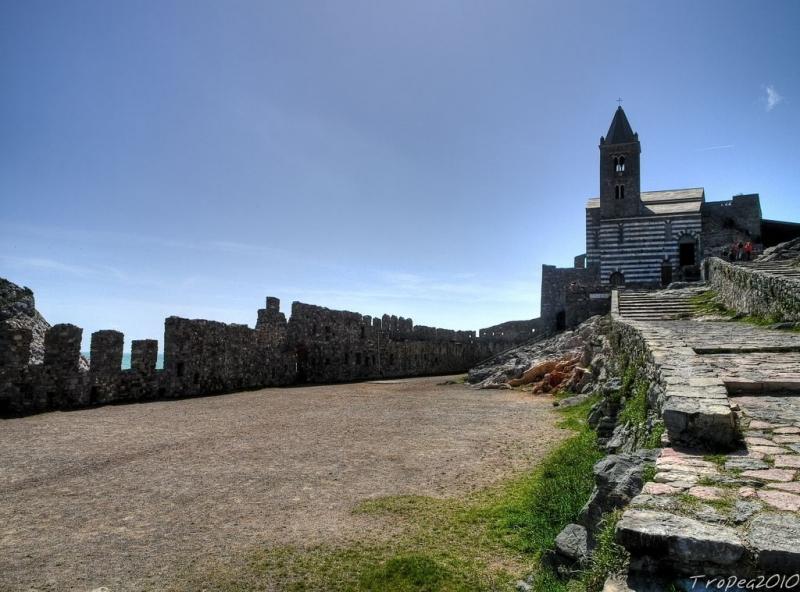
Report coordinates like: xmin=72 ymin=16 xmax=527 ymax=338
xmin=617 ymin=156 xmax=625 ymax=172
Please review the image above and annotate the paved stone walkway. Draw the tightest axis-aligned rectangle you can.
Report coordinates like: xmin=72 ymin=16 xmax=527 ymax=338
xmin=615 ymin=287 xmax=800 ymax=578
xmin=622 ymin=397 xmax=800 ymax=576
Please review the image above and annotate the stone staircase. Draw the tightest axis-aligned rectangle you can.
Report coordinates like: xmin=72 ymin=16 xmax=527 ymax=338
xmin=736 ymin=259 xmax=800 ymax=281
xmin=616 ymin=288 xmax=702 ymax=321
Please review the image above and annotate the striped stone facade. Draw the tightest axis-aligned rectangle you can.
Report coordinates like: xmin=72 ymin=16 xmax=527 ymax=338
xmin=586 ymin=190 xmax=704 ymax=286
xmin=536 ymin=106 xmax=796 ymax=334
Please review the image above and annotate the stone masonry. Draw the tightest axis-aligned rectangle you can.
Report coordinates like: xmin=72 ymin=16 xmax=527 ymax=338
xmin=611 ymin=283 xmax=800 ymax=581
xmin=0 ymin=294 xmax=532 ymax=416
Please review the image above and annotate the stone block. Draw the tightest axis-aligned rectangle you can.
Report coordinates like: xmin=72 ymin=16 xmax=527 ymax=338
xmin=616 ymin=510 xmax=747 ymax=570
xmin=748 ymin=513 xmax=800 ymax=573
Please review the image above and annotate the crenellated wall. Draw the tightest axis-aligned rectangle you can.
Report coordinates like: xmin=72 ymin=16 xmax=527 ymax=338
xmin=0 ymin=295 xmax=535 ymax=416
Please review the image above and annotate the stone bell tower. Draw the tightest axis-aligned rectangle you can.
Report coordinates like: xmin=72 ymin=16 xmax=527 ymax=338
xmin=599 ymin=106 xmax=642 ymax=219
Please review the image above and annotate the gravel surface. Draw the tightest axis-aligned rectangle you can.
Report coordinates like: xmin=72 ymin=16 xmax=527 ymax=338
xmin=0 ymin=376 xmax=566 ymax=592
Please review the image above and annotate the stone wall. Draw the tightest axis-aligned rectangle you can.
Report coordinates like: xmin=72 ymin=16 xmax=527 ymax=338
xmin=700 ymin=195 xmax=762 ymax=258
xmin=705 ymin=257 xmax=800 ymax=321
xmin=541 ymin=263 xmax=608 ymax=333
xmin=0 ymin=295 xmax=532 ymax=416
xmin=478 ymin=318 xmax=541 ymax=343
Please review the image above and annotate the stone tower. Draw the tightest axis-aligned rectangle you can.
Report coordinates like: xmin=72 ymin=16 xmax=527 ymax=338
xmin=599 ymin=106 xmax=642 ymax=219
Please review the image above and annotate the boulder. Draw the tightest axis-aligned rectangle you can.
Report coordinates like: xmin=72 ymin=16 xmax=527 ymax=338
xmin=582 ymin=451 xmax=656 ymax=530
xmin=554 ymin=523 xmax=589 ymax=565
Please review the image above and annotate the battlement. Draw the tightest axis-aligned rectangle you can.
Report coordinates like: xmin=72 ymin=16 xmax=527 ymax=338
xmin=0 ymin=292 xmax=534 ymax=416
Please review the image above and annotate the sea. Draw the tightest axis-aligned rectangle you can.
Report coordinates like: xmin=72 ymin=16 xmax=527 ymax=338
xmin=82 ymin=352 xmax=165 ymax=370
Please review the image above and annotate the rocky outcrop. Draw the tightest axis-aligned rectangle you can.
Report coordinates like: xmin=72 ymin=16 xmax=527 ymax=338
xmin=0 ymin=277 xmax=88 ymax=370
xmin=468 ymin=315 xmax=612 ymax=391
xmin=582 ymin=450 xmax=658 ymax=532
xmin=756 ymin=237 xmax=800 ymax=262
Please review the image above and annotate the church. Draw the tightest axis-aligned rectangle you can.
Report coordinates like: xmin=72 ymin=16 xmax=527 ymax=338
xmin=538 ymin=106 xmax=800 ymax=333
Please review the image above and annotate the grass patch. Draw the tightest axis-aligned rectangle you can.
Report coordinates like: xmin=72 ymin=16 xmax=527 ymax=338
xmin=578 ymin=510 xmax=629 ymax=591
xmin=690 ymin=290 xmax=732 ymax=317
xmin=165 ymin=394 xmax=604 ymax=592
xmin=642 ymin=463 xmax=657 ymax=483
xmin=360 ymin=554 xmax=463 ymax=592
xmin=613 ymin=353 xmax=662 ymax=449
xmin=644 ymin=423 xmax=665 ymax=448
xmin=487 ymin=424 xmax=601 ymax=554
xmin=691 ymin=290 xmax=800 ymax=332
xmin=618 ymin=379 xmax=648 ymax=427
xmin=703 ymin=454 xmax=728 ymax=469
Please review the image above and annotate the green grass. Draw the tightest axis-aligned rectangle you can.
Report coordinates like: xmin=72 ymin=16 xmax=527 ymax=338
xmin=690 ymin=290 xmax=800 ymax=332
xmin=618 ymin=379 xmax=648 ymax=427
xmin=613 ymin=354 xmax=663 ymax=449
xmin=360 ymin=554 xmax=465 ymax=592
xmin=578 ymin=511 xmax=629 ymax=591
xmin=165 ymin=395 xmax=605 ymax=592
xmin=644 ymin=423 xmax=665 ymax=448
xmin=703 ymin=454 xmax=727 ymax=469
xmin=642 ymin=463 xmax=657 ymax=483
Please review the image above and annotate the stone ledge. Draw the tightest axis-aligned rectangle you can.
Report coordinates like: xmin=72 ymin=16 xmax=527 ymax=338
xmin=616 ymin=509 xmax=747 ymax=572
xmin=747 ymin=513 xmax=800 ymax=573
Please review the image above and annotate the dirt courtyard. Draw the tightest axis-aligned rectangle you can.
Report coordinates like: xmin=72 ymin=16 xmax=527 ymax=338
xmin=0 ymin=376 xmax=566 ymax=592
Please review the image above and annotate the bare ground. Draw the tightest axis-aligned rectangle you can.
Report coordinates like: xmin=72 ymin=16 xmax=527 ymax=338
xmin=0 ymin=376 xmax=567 ymax=592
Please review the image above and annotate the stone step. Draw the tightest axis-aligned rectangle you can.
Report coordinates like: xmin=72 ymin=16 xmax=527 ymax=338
xmin=619 ymin=306 xmax=694 ymax=309
xmin=616 ymin=509 xmax=747 ymax=573
xmin=619 ymin=311 xmax=695 ymax=316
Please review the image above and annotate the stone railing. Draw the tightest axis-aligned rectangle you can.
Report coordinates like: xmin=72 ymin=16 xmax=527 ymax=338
xmin=705 ymin=257 xmax=800 ymax=321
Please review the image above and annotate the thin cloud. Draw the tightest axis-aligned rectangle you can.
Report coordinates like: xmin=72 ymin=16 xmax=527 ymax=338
xmin=0 ymin=256 xmax=96 ymax=277
xmin=765 ymin=85 xmax=784 ymax=111
xmin=696 ymin=144 xmax=735 ymax=152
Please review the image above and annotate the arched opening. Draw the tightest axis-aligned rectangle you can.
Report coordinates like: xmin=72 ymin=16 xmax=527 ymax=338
xmin=609 ymin=271 xmax=625 ymax=287
xmin=620 ymin=185 xmax=625 ymax=199
xmin=615 ymin=155 xmax=626 ymax=172
xmin=556 ymin=310 xmax=566 ymax=331
xmin=678 ymin=234 xmax=697 ymax=266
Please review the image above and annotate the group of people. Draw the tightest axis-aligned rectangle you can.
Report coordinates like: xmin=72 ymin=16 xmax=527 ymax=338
xmin=723 ymin=240 xmax=753 ymax=261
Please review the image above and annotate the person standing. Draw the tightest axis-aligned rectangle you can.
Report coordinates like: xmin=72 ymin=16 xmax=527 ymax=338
xmin=744 ymin=241 xmax=753 ymax=261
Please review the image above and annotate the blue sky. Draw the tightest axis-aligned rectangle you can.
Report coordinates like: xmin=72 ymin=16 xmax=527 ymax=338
xmin=1 ymin=1 xmax=799 ymax=351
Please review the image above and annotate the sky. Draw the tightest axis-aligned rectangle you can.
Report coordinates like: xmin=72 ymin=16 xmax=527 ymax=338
xmin=1 ymin=1 xmax=799 ymax=352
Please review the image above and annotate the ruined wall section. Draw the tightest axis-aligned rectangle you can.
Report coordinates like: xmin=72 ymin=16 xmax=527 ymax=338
xmin=479 ymin=319 xmax=541 ymax=343
xmin=286 ymin=301 xmax=496 ymax=383
xmin=700 ymin=195 xmax=762 ymax=258
xmin=1 ymin=295 xmax=527 ymax=416
xmin=541 ymin=263 xmax=606 ymax=334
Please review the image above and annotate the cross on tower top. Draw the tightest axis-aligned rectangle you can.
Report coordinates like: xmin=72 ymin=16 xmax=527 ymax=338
xmin=616 ymin=97 xmax=623 ymax=106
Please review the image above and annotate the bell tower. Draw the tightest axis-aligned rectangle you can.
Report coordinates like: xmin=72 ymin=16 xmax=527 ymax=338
xmin=599 ymin=106 xmax=642 ymax=219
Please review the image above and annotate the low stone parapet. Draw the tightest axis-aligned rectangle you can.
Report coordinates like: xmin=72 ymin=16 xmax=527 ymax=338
xmin=611 ymin=316 xmax=738 ymax=450
xmin=706 ymin=256 xmax=800 ymax=321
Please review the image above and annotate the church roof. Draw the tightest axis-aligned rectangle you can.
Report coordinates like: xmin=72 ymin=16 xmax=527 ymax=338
xmin=604 ymin=106 xmax=637 ymax=144
xmin=586 ymin=187 xmax=705 ymax=215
